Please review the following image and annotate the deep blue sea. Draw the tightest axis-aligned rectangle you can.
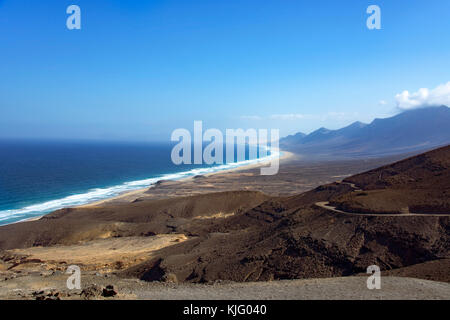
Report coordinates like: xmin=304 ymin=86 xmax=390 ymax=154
xmin=0 ymin=140 xmax=275 ymax=225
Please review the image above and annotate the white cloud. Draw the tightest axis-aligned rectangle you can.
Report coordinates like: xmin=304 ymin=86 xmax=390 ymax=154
xmin=272 ymin=112 xmax=354 ymax=121
xmin=395 ymin=82 xmax=450 ymax=110
xmin=379 ymin=100 xmax=387 ymax=105
xmin=240 ymin=115 xmax=262 ymax=120
xmin=322 ymin=112 xmax=349 ymax=121
xmin=270 ymin=113 xmax=306 ymax=120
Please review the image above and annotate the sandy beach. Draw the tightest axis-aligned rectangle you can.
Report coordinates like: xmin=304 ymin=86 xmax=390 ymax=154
xmin=15 ymin=151 xmax=294 ymax=223
xmin=77 ymin=150 xmax=295 ymax=208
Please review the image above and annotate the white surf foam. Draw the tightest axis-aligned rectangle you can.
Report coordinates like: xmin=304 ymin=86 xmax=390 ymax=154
xmin=0 ymin=149 xmax=280 ymax=225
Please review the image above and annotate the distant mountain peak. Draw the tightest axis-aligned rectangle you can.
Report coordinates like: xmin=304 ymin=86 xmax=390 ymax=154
xmin=399 ymin=105 xmax=449 ymax=115
xmin=313 ymin=127 xmax=331 ymax=134
xmin=280 ymin=105 xmax=450 ymax=158
xmin=348 ymin=121 xmax=367 ymax=128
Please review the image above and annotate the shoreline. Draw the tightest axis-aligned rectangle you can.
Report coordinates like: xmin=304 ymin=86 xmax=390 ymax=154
xmin=2 ymin=146 xmax=449 ymax=298
xmin=15 ymin=150 xmax=294 ymax=223
xmin=77 ymin=150 xmax=294 ymax=208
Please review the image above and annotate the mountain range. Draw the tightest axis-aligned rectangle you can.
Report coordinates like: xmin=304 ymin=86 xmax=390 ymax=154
xmin=280 ymin=105 xmax=450 ymax=158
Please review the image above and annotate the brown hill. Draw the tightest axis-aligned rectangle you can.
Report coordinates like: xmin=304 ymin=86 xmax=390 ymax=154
xmin=119 ymin=146 xmax=450 ymax=282
xmin=0 ymin=146 xmax=449 ymax=283
xmin=330 ymin=145 xmax=450 ymax=214
xmin=0 ymin=191 xmax=268 ymax=250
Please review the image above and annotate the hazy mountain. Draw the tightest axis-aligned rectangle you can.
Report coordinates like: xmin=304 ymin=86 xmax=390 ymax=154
xmin=280 ymin=106 xmax=450 ymax=158
xmin=279 ymin=131 xmax=306 ymax=145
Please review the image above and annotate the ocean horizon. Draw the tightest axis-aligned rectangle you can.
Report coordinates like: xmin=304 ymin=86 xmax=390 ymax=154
xmin=0 ymin=139 xmax=277 ymax=226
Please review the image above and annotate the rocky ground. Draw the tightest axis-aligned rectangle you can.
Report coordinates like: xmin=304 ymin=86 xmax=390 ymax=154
xmin=0 ymin=147 xmax=448 ymax=299
xmin=1 ymin=271 xmax=449 ymax=300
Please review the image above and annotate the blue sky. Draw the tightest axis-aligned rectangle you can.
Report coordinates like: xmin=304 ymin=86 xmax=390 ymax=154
xmin=1 ymin=0 xmax=449 ymax=141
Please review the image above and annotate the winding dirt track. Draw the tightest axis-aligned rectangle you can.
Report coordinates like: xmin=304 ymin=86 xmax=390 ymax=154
xmin=315 ymin=181 xmax=450 ymax=217
xmin=315 ymin=201 xmax=450 ymax=217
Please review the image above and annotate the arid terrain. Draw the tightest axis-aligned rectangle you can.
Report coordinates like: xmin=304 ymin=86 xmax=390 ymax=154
xmin=0 ymin=146 xmax=449 ymax=299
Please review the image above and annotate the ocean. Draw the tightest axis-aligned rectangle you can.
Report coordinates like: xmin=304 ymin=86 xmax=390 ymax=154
xmin=0 ymin=139 xmax=276 ymax=226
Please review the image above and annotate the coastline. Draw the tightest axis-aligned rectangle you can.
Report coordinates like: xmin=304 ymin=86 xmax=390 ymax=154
xmin=2 ymin=146 xmax=449 ymax=299
xmin=16 ymin=150 xmax=294 ymax=222
xmin=77 ymin=150 xmax=294 ymax=208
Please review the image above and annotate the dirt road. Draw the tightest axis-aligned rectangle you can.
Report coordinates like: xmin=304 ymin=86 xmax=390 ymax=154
xmin=315 ymin=201 xmax=450 ymax=217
